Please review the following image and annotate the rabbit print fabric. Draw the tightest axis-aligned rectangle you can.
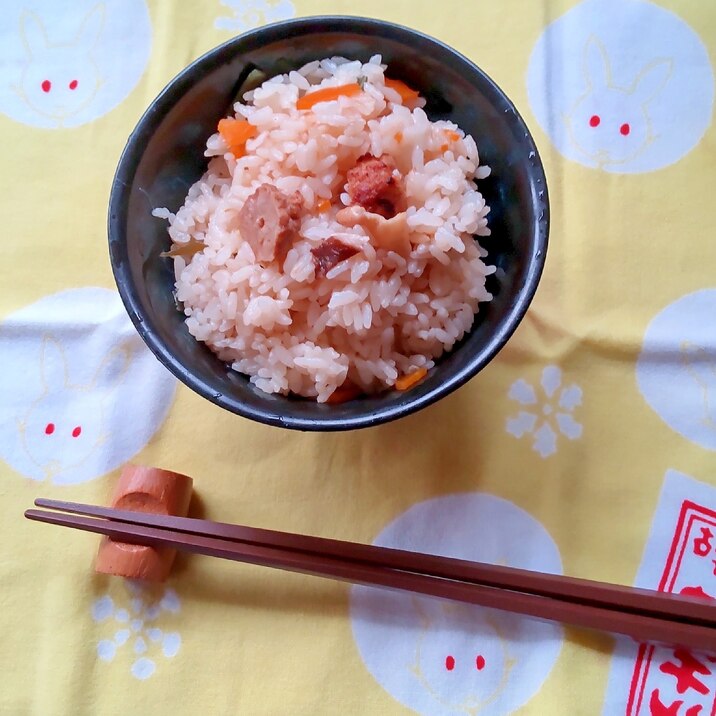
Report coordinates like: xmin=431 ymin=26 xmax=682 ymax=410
xmin=1 ymin=1 xmax=715 ymax=714
xmin=527 ymin=0 xmax=714 ymax=173
xmin=351 ymin=494 xmax=563 ymax=716
xmin=0 ymin=0 xmax=151 ymax=128
xmin=637 ymin=290 xmax=716 ymax=452
xmin=0 ymin=288 xmax=176 ymax=484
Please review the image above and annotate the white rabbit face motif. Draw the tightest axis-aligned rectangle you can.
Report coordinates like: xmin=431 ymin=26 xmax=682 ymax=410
xmin=680 ymin=340 xmax=716 ymax=431
xmin=565 ymin=36 xmax=672 ymax=168
xmin=23 ymin=390 xmax=106 ymax=478
xmin=414 ymin=604 xmax=514 ymax=714
xmin=20 ymin=336 xmax=129 ymax=481
xmin=19 ymin=6 xmax=104 ymax=124
xmin=568 ymin=90 xmax=649 ymax=165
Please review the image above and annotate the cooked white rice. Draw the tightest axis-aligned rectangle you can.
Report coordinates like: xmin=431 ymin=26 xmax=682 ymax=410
xmin=154 ymin=55 xmax=494 ymax=402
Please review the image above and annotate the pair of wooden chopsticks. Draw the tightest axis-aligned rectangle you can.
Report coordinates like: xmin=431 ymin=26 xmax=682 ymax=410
xmin=26 ymin=499 xmax=716 ymax=650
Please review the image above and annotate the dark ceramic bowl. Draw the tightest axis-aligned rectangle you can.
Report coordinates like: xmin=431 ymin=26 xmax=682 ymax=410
xmin=109 ymin=16 xmax=548 ymax=431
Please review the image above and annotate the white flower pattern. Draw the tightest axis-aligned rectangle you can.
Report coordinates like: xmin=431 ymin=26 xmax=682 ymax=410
xmin=91 ymin=582 xmax=181 ymax=679
xmin=506 ymin=366 xmax=583 ymax=457
xmin=214 ymin=0 xmax=295 ymax=32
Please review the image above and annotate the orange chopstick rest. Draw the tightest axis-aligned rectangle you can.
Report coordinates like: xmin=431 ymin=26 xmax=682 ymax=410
xmin=95 ymin=465 xmax=193 ymax=581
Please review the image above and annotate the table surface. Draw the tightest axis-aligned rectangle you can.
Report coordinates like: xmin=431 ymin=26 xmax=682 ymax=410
xmin=1 ymin=1 xmax=715 ymax=714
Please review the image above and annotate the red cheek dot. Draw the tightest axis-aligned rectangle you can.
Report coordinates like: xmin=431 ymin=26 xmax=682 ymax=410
xmin=476 ymin=655 xmax=486 ymax=671
xmin=69 ymin=79 xmax=78 ymax=90
xmin=45 ymin=423 xmax=55 ymax=435
xmin=41 ymin=80 xmax=51 ymax=93
xmin=620 ymin=123 xmax=630 ymax=136
xmin=72 ymin=426 xmax=82 ymax=438
xmin=445 ymin=655 xmax=455 ymax=671
xmin=589 ymin=114 xmax=600 ymax=127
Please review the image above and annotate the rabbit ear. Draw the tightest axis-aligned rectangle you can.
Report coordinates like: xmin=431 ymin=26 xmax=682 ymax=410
xmin=438 ymin=601 xmax=462 ymax=617
xmin=39 ymin=336 xmax=69 ymax=393
xmin=411 ymin=597 xmax=435 ymax=628
xmin=91 ymin=343 xmax=131 ymax=390
xmin=74 ymin=3 xmax=105 ymax=49
xmin=482 ymin=608 xmax=513 ymax=640
xmin=680 ymin=340 xmax=715 ymax=386
xmin=20 ymin=11 xmax=49 ymax=57
xmin=632 ymin=58 xmax=672 ymax=105
xmin=583 ymin=35 xmax=610 ymax=91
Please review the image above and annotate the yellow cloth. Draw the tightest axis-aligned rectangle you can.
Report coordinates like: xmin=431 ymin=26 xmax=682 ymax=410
xmin=1 ymin=1 xmax=715 ymax=714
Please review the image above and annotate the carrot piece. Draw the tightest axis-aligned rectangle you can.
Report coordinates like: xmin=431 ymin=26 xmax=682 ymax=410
xmin=218 ymin=118 xmax=258 ymax=157
xmin=160 ymin=238 xmax=205 ymax=259
xmin=395 ymin=367 xmax=428 ymax=391
xmin=394 ymin=131 xmax=403 ymax=143
xmin=297 ymin=83 xmax=362 ymax=110
xmin=440 ymin=143 xmax=449 ymax=153
xmin=317 ymin=199 xmax=331 ymax=213
xmin=326 ymin=382 xmax=363 ymax=403
xmin=444 ymin=130 xmax=461 ymax=142
xmin=384 ymin=78 xmax=420 ymax=103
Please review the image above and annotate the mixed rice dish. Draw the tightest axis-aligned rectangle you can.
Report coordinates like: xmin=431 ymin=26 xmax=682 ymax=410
xmin=154 ymin=56 xmax=494 ymax=403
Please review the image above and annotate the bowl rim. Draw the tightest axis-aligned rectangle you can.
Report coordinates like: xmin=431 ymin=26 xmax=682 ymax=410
xmin=108 ymin=15 xmax=549 ymax=431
